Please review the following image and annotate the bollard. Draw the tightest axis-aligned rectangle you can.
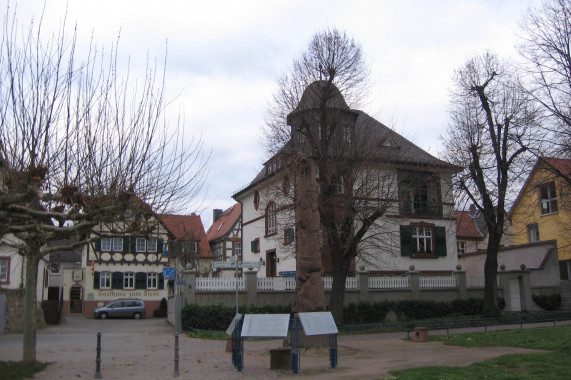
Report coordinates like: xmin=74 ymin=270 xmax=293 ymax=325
xmin=94 ymin=332 xmax=102 ymax=379
xmin=174 ymin=332 xmax=180 ymax=377
xmin=329 ymin=334 xmax=337 ymax=369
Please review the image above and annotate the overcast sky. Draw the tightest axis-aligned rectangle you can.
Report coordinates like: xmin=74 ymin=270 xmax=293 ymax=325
xmin=13 ymin=0 xmax=542 ymax=227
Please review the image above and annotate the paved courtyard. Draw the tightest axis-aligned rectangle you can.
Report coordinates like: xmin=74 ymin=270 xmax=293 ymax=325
xmin=0 ymin=315 xmax=556 ymax=379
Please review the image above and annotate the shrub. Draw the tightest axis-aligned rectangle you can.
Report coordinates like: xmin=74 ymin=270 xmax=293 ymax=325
xmin=533 ymin=294 xmax=561 ymax=311
xmin=153 ymin=298 xmax=168 ymax=317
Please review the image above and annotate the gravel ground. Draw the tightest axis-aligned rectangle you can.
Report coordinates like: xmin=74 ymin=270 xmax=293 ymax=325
xmin=0 ymin=315 xmax=557 ymax=379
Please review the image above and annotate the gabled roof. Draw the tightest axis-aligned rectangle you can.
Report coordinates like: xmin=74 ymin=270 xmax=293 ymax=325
xmin=206 ymin=203 xmax=241 ymax=242
xmin=159 ymin=214 xmax=213 ymax=258
xmin=233 ymin=83 xmax=461 ymax=199
xmin=455 ymin=211 xmax=485 ymax=239
xmin=509 ymin=156 xmax=571 ymax=218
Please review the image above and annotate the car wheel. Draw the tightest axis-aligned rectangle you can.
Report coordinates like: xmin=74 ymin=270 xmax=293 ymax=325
xmin=100 ymin=313 xmax=108 ymax=320
xmin=134 ymin=313 xmax=141 ymax=320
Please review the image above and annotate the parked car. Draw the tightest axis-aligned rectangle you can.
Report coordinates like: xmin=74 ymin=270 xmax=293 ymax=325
xmin=93 ymin=299 xmax=146 ymax=319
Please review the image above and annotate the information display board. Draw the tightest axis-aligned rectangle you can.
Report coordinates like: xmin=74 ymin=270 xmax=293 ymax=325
xmin=298 ymin=312 xmax=338 ymax=336
xmin=226 ymin=313 xmax=243 ymax=336
xmin=240 ymin=314 xmax=290 ymax=337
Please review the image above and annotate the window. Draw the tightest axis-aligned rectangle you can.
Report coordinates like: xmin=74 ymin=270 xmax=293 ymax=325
xmin=233 ymin=241 xmax=242 ymax=256
xmin=284 ymin=228 xmax=294 ymax=245
xmin=147 ymin=239 xmax=157 ymax=253
xmin=398 ymin=170 xmax=442 ymax=216
xmin=112 ymin=238 xmax=123 ymax=252
xmin=101 ymin=238 xmax=112 ymax=251
xmin=136 ymin=238 xmax=146 ymax=252
xmin=528 ymin=224 xmax=540 ymax=243
xmin=412 ymin=226 xmax=433 ymax=253
xmin=457 ymin=241 xmax=466 ymax=255
xmin=147 ymin=272 xmax=158 ymax=289
xmin=253 ymin=191 xmax=260 ymax=211
xmin=124 ymin=272 xmax=135 ymax=289
xmin=100 ymin=272 xmax=111 ymax=289
xmin=539 ymin=182 xmax=558 ymax=215
xmin=266 ymin=202 xmax=277 ymax=235
xmin=0 ymin=257 xmax=10 ymax=284
xmin=251 ymin=238 xmax=260 ymax=253
xmin=400 ymin=224 xmax=447 ymax=257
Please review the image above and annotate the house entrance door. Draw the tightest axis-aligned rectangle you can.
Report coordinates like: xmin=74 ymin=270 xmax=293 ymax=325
xmin=266 ymin=250 xmax=277 ymax=278
xmin=508 ymin=277 xmax=522 ymax=312
xmin=70 ymin=286 xmax=83 ymax=314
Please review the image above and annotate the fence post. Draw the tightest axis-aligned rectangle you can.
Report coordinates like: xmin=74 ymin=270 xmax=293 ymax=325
xmin=181 ymin=269 xmax=196 ymax=304
xmin=407 ymin=266 xmax=420 ymax=299
xmin=454 ymin=266 xmax=467 ymax=300
xmin=356 ymin=269 xmax=369 ymax=303
xmin=245 ymin=270 xmax=258 ymax=306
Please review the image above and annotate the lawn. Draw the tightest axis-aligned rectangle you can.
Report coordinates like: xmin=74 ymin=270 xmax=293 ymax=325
xmin=0 ymin=361 xmax=48 ymax=380
xmin=389 ymin=325 xmax=571 ymax=380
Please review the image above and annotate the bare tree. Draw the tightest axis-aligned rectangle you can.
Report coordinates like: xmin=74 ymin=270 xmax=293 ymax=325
xmin=442 ymin=52 xmax=540 ymax=316
xmin=262 ymin=28 xmax=404 ymax=323
xmin=518 ymin=0 xmax=571 ymax=157
xmin=0 ymin=7 xmax=208 ymax=362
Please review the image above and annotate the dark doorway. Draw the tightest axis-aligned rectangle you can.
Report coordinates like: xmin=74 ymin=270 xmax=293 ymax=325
xmin=69 ymin=286 xmax=83 ymax=314
xmin=266 ymin=250 xmax=277 ymax=278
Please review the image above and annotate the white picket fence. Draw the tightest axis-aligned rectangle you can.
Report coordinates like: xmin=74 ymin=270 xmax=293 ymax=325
xmin=196 ymin=277 xmax=245 ymax=291
xmin=420 ymin=275 xmax=456 ymax=288
xmin=194 ymin=275 xmax=457 ymax=291
xmin=369 ymin=276 xmax=409 ymax=289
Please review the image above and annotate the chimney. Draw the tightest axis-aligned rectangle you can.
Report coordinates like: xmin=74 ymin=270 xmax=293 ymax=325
xmin=213 ymin=209 xmax=223 ymax=222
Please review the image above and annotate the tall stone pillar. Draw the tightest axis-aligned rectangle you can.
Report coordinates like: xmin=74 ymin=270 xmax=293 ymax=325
xmin=245 ymin=270 xmax=258 ymax=306
xmin=454 ymin=266 xmax=467 ymax=300
xmin=181 ymin=269 xmax=196 ymax=305
xmin=357 ymin=269 xmax=369 ymax=303
xmin=407 ymin=267 xmax=420 ymax=299
xmin=292 ymin=153 xmax=326 ymax=313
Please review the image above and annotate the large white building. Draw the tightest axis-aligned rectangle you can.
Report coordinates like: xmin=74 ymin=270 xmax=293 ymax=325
xmin=233 ymin=82 xmax=461 ymax=277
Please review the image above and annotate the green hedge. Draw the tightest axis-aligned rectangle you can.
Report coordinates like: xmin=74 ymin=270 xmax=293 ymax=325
xmin=181 ymin=298 xmax=489 ymax=331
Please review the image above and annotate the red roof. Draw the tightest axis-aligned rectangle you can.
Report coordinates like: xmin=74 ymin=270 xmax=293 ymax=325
xmin=455 ymin=211 xmax=484 ymax=239
xmin=159 ymin=214 xmax=213 ymax=258
xmin=206 ymin=203 xmax=241 ymax=242
xmin=542 ymin=157 xmax=571 ymax=179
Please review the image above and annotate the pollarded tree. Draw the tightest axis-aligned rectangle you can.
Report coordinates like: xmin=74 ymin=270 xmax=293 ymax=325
xmin=0 ymin=8 xmax=208 ymax=362
xmin=518 ymin=0 xmax=571 ymax=158
xmin=442 ymin=51 xmax=541 ymax=316
xmin=261 ymin=28 xmax=408 ymax=323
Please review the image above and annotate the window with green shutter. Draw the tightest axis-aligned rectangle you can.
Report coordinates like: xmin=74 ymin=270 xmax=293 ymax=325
xmin=135 ymin=272 xmax=147 ymax=289
xmin=400 ymin=225 xmax=412 ymax=256
xmin=112 ymin=272 xmax=123 ymax=289
xmin=93 ymin=271 xmax=100 ymax=289
xmin=434 ymin=226 xmax=447 ymax=256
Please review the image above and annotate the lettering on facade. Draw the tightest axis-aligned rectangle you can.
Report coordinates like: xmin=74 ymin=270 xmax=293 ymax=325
xmin=97 ymin=290 xmax=160 ymax=298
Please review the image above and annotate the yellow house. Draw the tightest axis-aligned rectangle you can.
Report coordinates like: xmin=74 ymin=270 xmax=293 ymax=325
xmin=509 ymin=157 xmax=571 ymax=279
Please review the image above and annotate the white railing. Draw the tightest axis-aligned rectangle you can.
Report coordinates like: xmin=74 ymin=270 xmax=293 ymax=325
xmin=369 ymin=276 xmax=409 ymax=289
xmin=420 ymin=275 xmax=456 ymax=288
xmin=257 ymin=277 xmax=296 ymax=290
xmin=196 ymin=277 xmax=245 ymax=291
xmin=322 ymin=277 xmax=359 ymax=290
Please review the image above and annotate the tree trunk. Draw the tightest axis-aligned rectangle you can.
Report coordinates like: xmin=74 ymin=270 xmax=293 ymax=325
xmin=23 ymin=246 xmax=40 ymax=363
xmin=329 ymin=257 xmax=349 ymax=324
xmin=483 ymin=231 xmax=501 ymax=317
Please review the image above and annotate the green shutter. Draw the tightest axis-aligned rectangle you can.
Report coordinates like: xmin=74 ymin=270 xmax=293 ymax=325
xmin=135 ymin=272 xmax=146 ymax=289
xmin=112 ymin=272 xmax=123 ymax=289
xmin=123 ymin=238 xmax=129 ymax=253
xmin=157 ymin=239 xmax=164 ymax=255
xmin=251 ymin=240 xmax=256 ymax=252
xmin=400 ymin=225 xmax=412 ymax=256
xmin=158 ymin=273 xmax=164 ymax=289
xmin=130 ymin=237 xmax=136 ymax=253
xmin=95 ymin=239 xmax=101 ymax=252
xmin=434 ymin=226 xmax=447 ymax=257
xmin=93 ymin=271 xmax=100 ymax=289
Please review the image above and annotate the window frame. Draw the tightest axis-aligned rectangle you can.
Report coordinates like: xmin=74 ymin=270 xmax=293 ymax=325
xmin=100 ymin=271 xmax=112 ymax=289
xmin=251 ymin=238 xmax=260 ymax=253
xmin=412 ymin=225 xmax=433 ymax=254
xmin=147 ymin=239 xmax=158 ymax=253
xmin=233 ymin=241 xmax=242 ymax=256
xmin=101 ymin=238 xmax=112 ymax=252
xmin=457 ymin=241 xmax=466 ymax=255
xmin=112 ymin=238 xmax=123 ymax=252
xmin=528 ymin=223 xmax=540 ymax=243
xmin=136 ymin=238 xmax=147 ymax=253
xmin=539 ymin=182 xmax=558 ymax=215
xmin=266 ymin=202 xmax=277 ymax=236
xmin=0 ymin=257 xmax=10 ymax=284
xmin=123 ymin=272 xmax=135 ymax=289
xmin=147 ymin=272 xmax=158 ymax=289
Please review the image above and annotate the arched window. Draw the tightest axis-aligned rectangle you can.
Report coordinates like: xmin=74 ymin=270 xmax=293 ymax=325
xmin=266 ymin=202 xmax=277 ymax=235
